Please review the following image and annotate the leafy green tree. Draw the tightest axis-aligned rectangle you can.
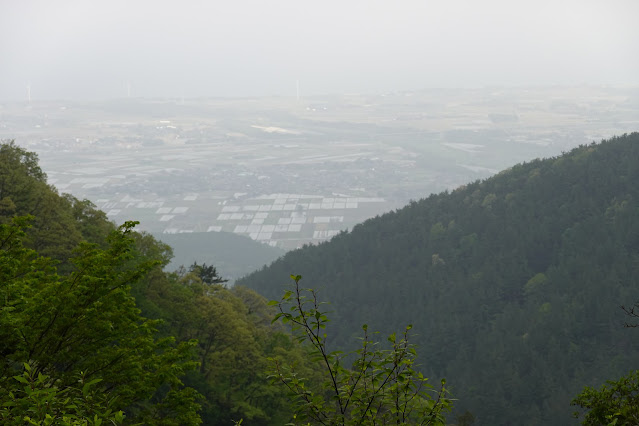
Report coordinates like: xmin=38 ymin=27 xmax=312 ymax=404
xmin=0 ymin=362 xmax=125 ymax=426
xmin=572 ymin=371 xmax=639 ymax=425
xmin=188 ymin=261 xmax=228 ymax=285
xmin=572 ymin=303 xmax=639 ymax=425
xmin=63 ymin=194 xmax=115 ymax=247
xmin=269 ymin=275 xmax=452 ymax=425
xmin=128 ymin=241 xmax=314 ymax=425
xmin=0 ymin=216 xmax=201 ymax=425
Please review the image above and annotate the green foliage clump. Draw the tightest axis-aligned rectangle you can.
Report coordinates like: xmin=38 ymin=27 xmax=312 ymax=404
xmin=0 ymin=216 xmax=201 ymax=424
xmin=572 ymin=303 xmax=639 ymax=425
xmin=269 ymin=275 xmax=452 ymax=425
xmin=132 ymin=261 xmax=316 ymax=425
xmin=1 ymin=362 xmax=125 ymax=426
xmin=572 ymin=370 xmax=639 ymax=425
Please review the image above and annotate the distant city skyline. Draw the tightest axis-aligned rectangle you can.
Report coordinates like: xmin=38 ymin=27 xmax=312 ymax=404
xmin=1 ymin=0 xmax=639 ymax=101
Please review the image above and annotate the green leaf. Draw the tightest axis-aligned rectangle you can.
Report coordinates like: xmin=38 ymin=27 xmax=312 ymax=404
xmin=13 ymin=375 xmax=29 ymax=384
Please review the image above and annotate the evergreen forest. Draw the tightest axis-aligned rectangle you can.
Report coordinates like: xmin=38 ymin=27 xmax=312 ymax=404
xmin=240 ymin=132 xmax=639 ymax=425
xmin=3 ymin=133 xmax=639 ymax=425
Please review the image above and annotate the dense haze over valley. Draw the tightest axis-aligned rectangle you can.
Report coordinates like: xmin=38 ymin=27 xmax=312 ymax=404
xmin=1 ymin=0 xmax=638 ymax=100
xmin=1 ymin=1 xmax=639 ymax=256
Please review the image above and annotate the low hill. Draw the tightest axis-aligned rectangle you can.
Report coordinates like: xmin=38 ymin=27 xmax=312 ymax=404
xmin=0 ymin=140 xmax=114 ymax=263
xmin=0 ymin=139 xmax=311 ymax=424
xmin=154 ymin=231 xmax=285 ymax=283
xmin=238 ymin=133 xmax=639 ymax=425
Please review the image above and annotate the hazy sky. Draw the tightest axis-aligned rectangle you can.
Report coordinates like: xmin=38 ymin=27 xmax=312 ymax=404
xmin=1 ymin=0 xmax=638 ymax=100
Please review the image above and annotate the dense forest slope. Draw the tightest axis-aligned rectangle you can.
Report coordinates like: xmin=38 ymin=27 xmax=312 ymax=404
xmin=239 ymin=133 xmax=639 ymax=425
xmin=0 ymin=140 xmax=315 ymax=425
xmin=0 ymin=141 xmax=114 ymax=261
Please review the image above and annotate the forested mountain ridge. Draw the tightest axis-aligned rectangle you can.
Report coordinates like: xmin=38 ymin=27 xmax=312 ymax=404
xmin=239 ymin=132 xmax=639 ymax=425
xmin=0 ymin=141 xmax=115 ymax=263
xmin=1 ymin=139 xmax=455 ymax=425
xmin=0 ymin=140 xmax=318 ymax=425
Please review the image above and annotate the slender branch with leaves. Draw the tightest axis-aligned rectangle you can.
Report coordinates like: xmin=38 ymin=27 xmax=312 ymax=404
xmin=268 ymin=275 xmax=452 ymax=425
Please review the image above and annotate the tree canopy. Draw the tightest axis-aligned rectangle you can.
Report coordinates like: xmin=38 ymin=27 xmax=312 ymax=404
xmin=0 ymin=216 xmax=201 ymax=424
xmin=239 ymin=133 xmax=639 ymax=424
xmin=0 ymin=140 xmax=315 ymax=424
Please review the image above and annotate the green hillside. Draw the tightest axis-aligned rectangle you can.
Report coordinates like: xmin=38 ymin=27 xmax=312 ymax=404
xmin=0 ymin=141 xmax=115 ymax=263
xmin=0 ymin=140 xmax=314 ymax=425
xmin=154 ymin=231 xmax=284 ymax=283
xmin=238 ymin=133 xmax=639 ymax=425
